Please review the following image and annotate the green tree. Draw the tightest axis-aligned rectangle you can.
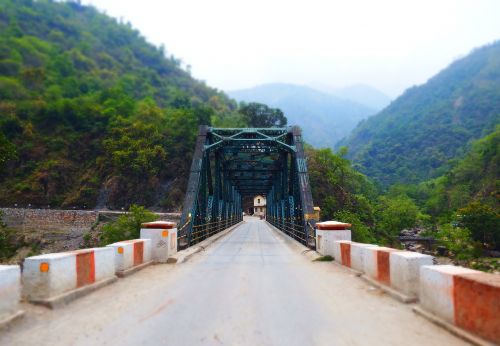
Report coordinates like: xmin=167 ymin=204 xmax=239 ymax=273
xmin=333 ymin=210 xmax=376 ymax=243
xmin=0 ymin=133 xmax=16 ymax=173
xmin=238 ymin=102 xmax=287 ymax=127
xmin=0 ymin=210 xmax=18 ymax=260
xmin=100 ymin=205 xmax=157 ymax=245
xmin=307 ymin=147 xmax=376 ymax=224
xmin=458 ymin=201 xmax=499 ymax=249
xmin=375 ymin=195 xmax=420 ymax=241
xmin=434 ymin=224 xmax=478 ymax=260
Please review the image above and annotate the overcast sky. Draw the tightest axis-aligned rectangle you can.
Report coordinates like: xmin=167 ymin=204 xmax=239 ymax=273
xmin=82 ymin=0 xmax=500 ymax=98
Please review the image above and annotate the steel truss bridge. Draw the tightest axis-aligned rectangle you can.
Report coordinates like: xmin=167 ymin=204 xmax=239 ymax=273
xmin=178 ymin=126 xmax=318 ymax=248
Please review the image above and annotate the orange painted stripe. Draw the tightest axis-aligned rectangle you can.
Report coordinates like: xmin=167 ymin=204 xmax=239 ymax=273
xmin=376 ymin=251 xmax=390 ymax=285
xmin=133 ymin=241 xmax=144 ymax=266
xmin=141 ymin=221 xmax=175 ymax=229
xmin=76 ymin=251 xmax=95 ymax=288
xmin=453 ymin=273 xmax=500 ymax=343
xmin=340 ymin=243 xmax=351 ymax=267
xmin=316 ymin=224 xmax=351 ymax=230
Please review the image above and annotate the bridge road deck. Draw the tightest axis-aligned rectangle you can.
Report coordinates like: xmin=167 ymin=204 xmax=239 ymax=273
xmin=1 ymin=217 xmax=466 ymax=345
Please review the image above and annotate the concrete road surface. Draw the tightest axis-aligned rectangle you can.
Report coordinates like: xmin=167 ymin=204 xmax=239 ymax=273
xmin=0 ymin=218 xmax=467 ymax=345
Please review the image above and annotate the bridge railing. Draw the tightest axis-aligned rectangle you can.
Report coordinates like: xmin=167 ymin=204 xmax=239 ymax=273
xmin=267 ymin=216 xmax=308 ymax=245
xmin=182 ymin=215 xmax=242 ymax=246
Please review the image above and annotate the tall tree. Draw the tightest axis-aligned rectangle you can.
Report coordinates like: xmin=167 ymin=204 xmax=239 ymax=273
xmin=238 ymin=102 xmax=287 ymax=127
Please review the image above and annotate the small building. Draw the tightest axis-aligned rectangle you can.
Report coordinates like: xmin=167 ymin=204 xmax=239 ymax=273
xmin=253 ymin=195 xmax=266 ymax=217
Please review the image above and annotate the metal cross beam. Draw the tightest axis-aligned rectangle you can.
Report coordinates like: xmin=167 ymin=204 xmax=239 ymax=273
xmin=179 ymin=126 xmax=317 ymax=249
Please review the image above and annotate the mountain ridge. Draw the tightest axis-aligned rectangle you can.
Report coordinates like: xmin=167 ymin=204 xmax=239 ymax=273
xmin=228 ymin=83 xmax=377 ymax=148
xmin=309 ymin=83 xmax=392 ymax=110
xmin=340 ymin=41 xmax=500 ymax=186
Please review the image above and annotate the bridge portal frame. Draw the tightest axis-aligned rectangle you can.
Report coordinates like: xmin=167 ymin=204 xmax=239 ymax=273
xmin=179 ymin=126 xmax=317 ymax=249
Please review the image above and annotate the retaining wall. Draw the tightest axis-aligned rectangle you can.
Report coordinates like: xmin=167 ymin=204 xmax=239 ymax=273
xmin=1 ymin=208 xmax=98 ymax=231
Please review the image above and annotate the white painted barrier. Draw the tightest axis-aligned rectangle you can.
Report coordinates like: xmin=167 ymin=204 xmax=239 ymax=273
xmin=389 ymin=251 xmax=433 ymax=298
xmin=419 ymin=265 xmax=500 ymax=343
xmin=315 ymin=221 xmax=351 ymax=256
xmin=22 ymin=247 xmax=115 ymax=304
xmin=362 ymin=246 xmax=402 ymax=285
xmin=0 ymin=265 xmax=22 ymax=323
xmin=107 ymin=239 xmax=152 ymax=275
xmin=332 ymin=240 xmax=352 ymax=266
xmin=140 ymin=221 xmax=177 ymax=263
xmin=350 ymin=243 xmax=378 ymax=273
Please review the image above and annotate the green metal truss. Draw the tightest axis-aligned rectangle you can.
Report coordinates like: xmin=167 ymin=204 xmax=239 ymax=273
xmin=178 ymin=126 xmax=318 ymax=248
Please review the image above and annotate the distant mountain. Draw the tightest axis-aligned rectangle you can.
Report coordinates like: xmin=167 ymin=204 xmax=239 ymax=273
xmin=311 ymin=83 xmax=392 ymax=111
xmin=228 ymin=83 xmax=376 ymax=148
xmin=340 ymin=41 xmax=500 ymax=186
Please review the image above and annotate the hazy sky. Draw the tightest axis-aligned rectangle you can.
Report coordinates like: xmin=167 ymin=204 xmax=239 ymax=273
xmin=82 ymin=0 xmax=500 ymax=98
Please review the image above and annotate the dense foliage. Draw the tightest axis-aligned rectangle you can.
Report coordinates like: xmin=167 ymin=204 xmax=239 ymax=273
xmin=308 ymin=127 xmax=499 ymax=254
xmin=0 ymin=210 xmax=16 ymax=259
xmin=397 ymin=127 xmax=500 ymax=251
xmin=0 ymin=0 xmax=245 ymax=209
xmin=100 ymin=204 xmax=157 ymax=245
xmin=341 ymin=41 xmax=500 ymax=186
xmin=238 ymin=102 xmax=287 ymax=127
xmin=306 ymin=147 xmax=378 ymax=243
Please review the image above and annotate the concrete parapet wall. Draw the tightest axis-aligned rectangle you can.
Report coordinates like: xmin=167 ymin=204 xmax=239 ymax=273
xmin=363 ymin=247 xmax=402 ymax=285
xmin=22 ymin=247 xmax=115 ymax=302
xmin=350 ymin=243 xmax=378 ymax=273
xmin=419 ymin=265 xmax=500 ymax=343
xmin=0 ymin=265 xmax=21 ymax=320
xmin=336 ymin=243 xmax=432 ymax=301
xmin=107 ymin=239 xmax=152 ymax=272
xmin=140 ymin=223 xmax=177 ymax=263
xmin=316 ymin=229 xmax=351 ymax=256
xmin=389 ymin=252 xmax=433 ymax=298
xmin=333 ymin=240 xmax=352 ymax=266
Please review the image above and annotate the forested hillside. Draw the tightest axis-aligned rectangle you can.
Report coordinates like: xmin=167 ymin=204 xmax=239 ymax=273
xmin=0 ymin=0 xmax=245 ymax=209
xmin=308 ymin=126 xmax=499 ymax=261
xmin=229 ymin=83 xmax=376 ymax=148
xmin=340 ymin=41 xmax=500 ymax=186
xmin=411 ymin=126 xmax=499 ymax=220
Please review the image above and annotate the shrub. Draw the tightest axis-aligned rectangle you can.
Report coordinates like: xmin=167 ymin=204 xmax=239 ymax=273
xmin=333 ymin=210 xmax=376 ymax=244
xmin=435 ymin=224 xmax=480 ymax=260
xmin=100 ymin=205 xmax=157 ymax=245
xmin=458 ymin=201 xmax=500 ymax=249
xmin=0 ymin=211 xmax=18 ymax=260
